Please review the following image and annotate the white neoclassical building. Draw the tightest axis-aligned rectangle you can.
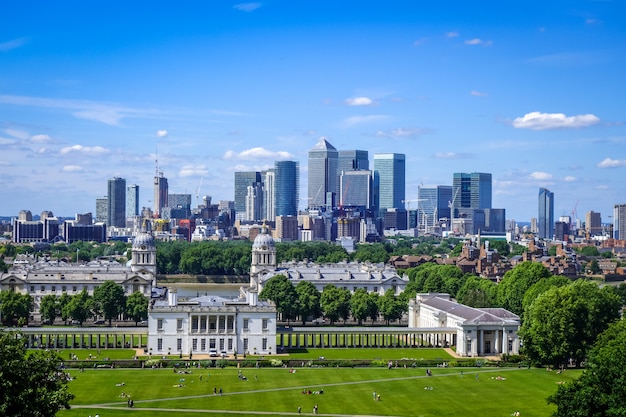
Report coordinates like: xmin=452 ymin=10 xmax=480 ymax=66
xmin=146 ymin=228 xmax=277 ymax=356
xmin=250 ymin=227 xmax=408 ymax=296
xmin=0 ymin=232 xmax=157 ymax=321
xmin=408 ymin=293 xmax=521 ymax=357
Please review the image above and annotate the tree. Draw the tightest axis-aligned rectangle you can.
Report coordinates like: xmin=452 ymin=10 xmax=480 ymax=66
xmin=350 ymin=288 xmax=375 ymax=325
xmin=496 ymin=261 xmax=552 ymax=316
xmin=379 ymin=289 xmax=404 ymax=325
xmin=39 ymin=294 xmax=59 ymax=324
xmin=295 ymin=281 xmax=321 ymax=325
xmin=126 ymin=291 xmax=148 ymax=325
xmin=368 ymin=292 xmax=380 ymax=323
xmin=521 ymin=275 xmax=571 ymax=313
xmin=58 ymin=292 xmax=72 ymax=324
xmin=0 ymin=291 xmax=33 ymax=326
xmin=0 ymin=331 xmax=74 ymax=416
xmin=456 ymin=276 xmax=497 ymax=308
xmin=259 ymin=274 xmax=298 ymax=322
xmin=587 ymin=259 xmax=601 ymax=275
xmin=579 ymin=245 xmax=600 ymax=257
xmin=548 ymin=318 xmax=626 ymax=417
xmin=519 ymin=280 xmax=621 ymax=367
xmin=320 ymin=285 xmax=351 ymax=325
xmin=93 ymin=281 xmax=126 ymax=326
xmin=64 ymin=289 xmax=92 ymax=325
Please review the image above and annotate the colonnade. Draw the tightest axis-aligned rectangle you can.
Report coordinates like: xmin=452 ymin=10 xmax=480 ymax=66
xmin=16 ymin=327 xmax=147 ymax=349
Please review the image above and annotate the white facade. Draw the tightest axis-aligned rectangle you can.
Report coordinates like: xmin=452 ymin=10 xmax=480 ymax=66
xmin=408 ymin=293 xmax=520 ymax=357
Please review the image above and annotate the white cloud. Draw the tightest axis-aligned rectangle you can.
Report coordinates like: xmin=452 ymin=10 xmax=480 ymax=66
xmin=343 ymin=115 xmax=388 ymax=127
xmin=233 ymin=3 xmax=262 ymax=12
xmin=376 ymin=128 xmax=430 ymax=139
xmin=597 ymin=158 xmax=626 ymax=168
xmin=156 ymin=129 xmax=168 ymax=138
xmin=345 ymin=97 xmax=373 ymax=106
xmin=512 ymin=111 xmax=600 ymax=130
xmin=0 ymin=137 xmax=16 ymax=145
xmin=470 ymin=90 xmax=488 ymax=97
xmin=30 ymin=134 xmax=52 ymax=143
xmin=595 ymin=185 xmax=609 ymax=190
xmin=62 ymin=165 xmax=83 ymax=172
xmin=413 ymin=38 xmax=428 ymax=46
xmin=5 ymin=128 xmax=29 ymax=139
xmin=223 ymin=147 xmax=294 ymax=161
xmin=529 ymin=171 xmax=553 ymax=181
xmin=0 ymin=94 xmax=159 ymax=126
xmin=0 ymin=37 xmax=27 ymax=52
xmin=433 ymin=151 xmax=474 ymax=159
xmin=563 ymin=176 xmax=577 ymax=182
xmin=464 ymin=38 xmax=492 ymax=46
xmin=446 ymin=32 xmax=459 ymax=38
xmin=60 ymin=144 xmax=110 ymax=155
xmin=179 ymin=165 xmax=209 ymax=177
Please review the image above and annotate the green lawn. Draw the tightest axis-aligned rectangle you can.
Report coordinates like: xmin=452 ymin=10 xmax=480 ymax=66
xmin=284 ymin=347 xmax=453 ymax=360
xmin=58 ymin=366 xmax=580 ymax=417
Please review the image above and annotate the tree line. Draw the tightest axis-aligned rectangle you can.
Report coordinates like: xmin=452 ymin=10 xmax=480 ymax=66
xmin=0 ymin=281 xmax=148 ymax=327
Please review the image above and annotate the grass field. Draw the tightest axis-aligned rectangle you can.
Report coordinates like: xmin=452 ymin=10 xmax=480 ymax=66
xmin=57 ymin=365 xmax=580 ymax=417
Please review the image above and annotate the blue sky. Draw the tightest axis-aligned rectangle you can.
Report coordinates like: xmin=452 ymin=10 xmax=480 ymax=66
xmin=1 ymin=1 xmax=625 ymax=223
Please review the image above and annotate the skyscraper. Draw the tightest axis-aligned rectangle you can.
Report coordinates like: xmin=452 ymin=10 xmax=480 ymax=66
xmin=274 ymin=160 xmax=299 ymax=217
xmin=614 ymin=204 xmax=626 ymax=240
xmin=538 ymin=188 xmax=554 ymax=239
xmin=234 ymin=171 xmax=262 ymax=215
xmin=417 ymin=186 xmax=452 ymax=231
xmin=373 ymin=153 xmax=405 ymax=212
xmin=95 ymin=197 xmax=108 ymax=223
xmin=107 ymin=177 xmax=126 ymax=227
xmin=338 ymin=150 xmax=369 ymax=172
xmin=585 ymin=211 xmax=602 ymax=236
xmin=262 ymin=170 xmax=275 ymax=221
xmin=154 ymin=172 xmax=168 ymax=218
xmin=339 ymin=170 xmax=372 ymax=208
xmin=127 ymin=184 xmax=139 ymax=218
xmin=452 ymin=172 xmax=492 ymax=210
xmin=308 ymin=138 xmax=338 ymax=208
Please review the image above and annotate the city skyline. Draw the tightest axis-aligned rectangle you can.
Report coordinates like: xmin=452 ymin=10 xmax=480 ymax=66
xmin=1 ymin=2 xmax=626 ymax=221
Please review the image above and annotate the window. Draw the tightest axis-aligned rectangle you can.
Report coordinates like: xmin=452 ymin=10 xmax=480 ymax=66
xmin=176 ymin=338 xmax=182 ymax=351
xmin=30 ymin=286 xmax=35 ymax=292
xmin=62 ymin=286 xmax=66 ymax=292
xmin=157 ymin=338 xmax=163 ymax=351
xmin=373 ymin=287 xmax=378 ymax=293
xmin=40 ymin=286 xmax=45 ymax=292
xmin=51 ymin=286 xmax=56 ymax=292
xmin=227 ymin=316 xmax=234 ymax=331
xmin=228 ymin=338 xmax=233 ymax=351
xmin=209 ymin=338 xmax=216 ymax=349
xmin=72 ymin=286 xmax=77 ymax=292
xmin=243 ymin=338 xmax=248 ymax=351
xmin=177 ymin=318 xmax=183 ymax=331
xmin=262 ymin=318 xmax=268 ymax=330
xmin=192 ymin=339 xmax=198 ymax=350
xmin=219 ymin=338 xmax=225 ymax=351
xmin=243 ymin=318 xmax=249 ymax=330
xmin=262 ymin=338 xmax=268 ymax=350
xmin=157 ymin=319 xmax=163 ymax=331
xmin=201 ymin=339 xmax=206 ymax=351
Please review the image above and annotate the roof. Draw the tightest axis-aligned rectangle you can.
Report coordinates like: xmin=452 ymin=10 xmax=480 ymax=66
xmin=419 ymin=294 xmax=520 ymax=326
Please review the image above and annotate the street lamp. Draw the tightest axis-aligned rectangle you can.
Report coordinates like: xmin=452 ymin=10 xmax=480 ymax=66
xmin=76 ymin=248 xmax=80 ymax=265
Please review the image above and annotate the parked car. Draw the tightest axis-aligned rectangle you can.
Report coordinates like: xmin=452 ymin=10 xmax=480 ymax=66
xmin=209 ymin=348 xmax=218 ymax=357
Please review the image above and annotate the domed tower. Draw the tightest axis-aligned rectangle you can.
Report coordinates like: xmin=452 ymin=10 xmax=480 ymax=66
xmin=250 ymin=226 xmax=276 ymax=289
xmin=131 ymin=232 xmax=157 ymax=276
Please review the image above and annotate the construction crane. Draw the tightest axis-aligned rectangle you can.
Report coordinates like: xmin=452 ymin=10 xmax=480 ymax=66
xmin=447 ymin=187 xmax=460 ymax=234
xmin=195 ymin=177 xmax=204 ymax=208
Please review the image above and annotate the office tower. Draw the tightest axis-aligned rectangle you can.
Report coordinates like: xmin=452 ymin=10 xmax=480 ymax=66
xmin=245 ymin=183 xmax=264 ymax=221
xmin=452 ymin=172 xmax=492 ymax=210
xmin=107 ymin=177 xmax=126 ymax=227
xmin=614 ymin=204 xmax=626 ymax=240
xmin=554 ymin=221 xmax=570 ymax=241
xmin=274 ymin=160 xmax=299 ymax=217
xmin=483 ymin=208 xmax=506 ymax=233
xmin=338 ymin=150 xmax=369 ymax=172
xmin=234 ymin=171 xmax=262 ymax=215
xmin=308 ymin=138 xmax=338 ymax=208
xmin=168 ymin=194 xmax=192 ymax=209
xmin=275 ymin=215 xmax=299 ymax=241
xmin=339 ymin=170 xmax=372 ymax=208
xmin=585 ymin=211 xmax=602 ymax=236
xmin=263 ymin=170 xmax=275 ymax=221
xmin=417 ymin=186 xmax=452 ymax=231
xmin=373 ymin=153 xmax=405 ymax=212
xmin=96 ymin=197 xmax=108 ymax=223
xmin=127 ymin=184 xmax=139 ymax=218
xmin=538 ymin=187 xmax=554 ymax=239
xmin=154 ymin=172 xmax=168 ymax=217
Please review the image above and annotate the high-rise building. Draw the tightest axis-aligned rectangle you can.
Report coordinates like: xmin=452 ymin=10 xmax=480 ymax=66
xmin=274 ymin=160 xmax=299 ymax=217
xmin=108 ymin=177 xmax=126 ymax=227
xmin=168 ymin=194 xmax=192 ymax=209
xmin=127 ymin=184 xmax=139 ymax=218
xmin=308 ymin=138 xmax=338 ymax=208
xmin=154 ymin=172 xmax=168 ymax=217
xmin=262 ymin=170 xmax=275 ymax=221
xmin=338 ymin=150 xmax=369 ymax=173
xmin=538 ymin=187 xmax=554 ymax=239
xmin=585 ymin=211 xmax=602 ymax=236
xmin=339 ymin=170 xmax=372 ymax=208
xmin=452 ymin=172 xmax=492 ymax=210
xmin=245 ymin=183 xmax=264 ymax=221
xmin=234 ymin=171 xmax=262 ymax=216
xmin=417 ymin=186 xmax=452 ymax=231
xmin=614 ymin=204 xmax=626 ymax=240
xmin=373 ymin=153 xmax=405 ymax=212
xmin=96 ymin=197 xmax=108 ymax=223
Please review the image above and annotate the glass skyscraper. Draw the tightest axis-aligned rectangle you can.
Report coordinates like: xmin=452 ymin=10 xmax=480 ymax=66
xmin=452 ymin=172 xmax=492 ymax=210
xmin=614 ymin=204 xmax=626 ymax=240
xmin=107 ymin=177 xmax=126 ymax=227
xmin=126 ymin=184 xmax=139 ymax=218
xmin=538 ymin=187 xmax=554 ymax=239
xmin=308 ymin=138 xmax=338 ymax=208
xmin=373 ymin=153 xmax=405 ymax=212
xmin=339 ymin=170 xmax=372 ymax=208
xmin=234 ymin=171 xmax=262 ymax=214
xmin=417 ymin=185 xmax=452 ymax=230
xmin=338 ymin=150 xmax=369 ymax=173
xmin=274 ymin=160 xmax=299 ymax=216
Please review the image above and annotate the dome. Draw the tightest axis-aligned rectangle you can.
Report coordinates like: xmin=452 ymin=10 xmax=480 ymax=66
xmin=133 ymin=232 xmax=155 ymax=249
xmin=252 ymin=227 xmax=275 ymax=250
